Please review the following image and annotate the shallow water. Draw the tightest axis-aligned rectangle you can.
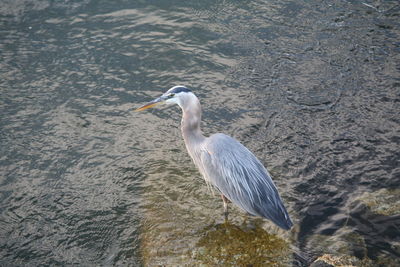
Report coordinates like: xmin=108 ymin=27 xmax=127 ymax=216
xmin=1 ymin=0 xmax=399 ymax=266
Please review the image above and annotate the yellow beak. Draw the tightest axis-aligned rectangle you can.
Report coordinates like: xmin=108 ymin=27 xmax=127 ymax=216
xmin=135 ymin=97 xmax=165 ymax=112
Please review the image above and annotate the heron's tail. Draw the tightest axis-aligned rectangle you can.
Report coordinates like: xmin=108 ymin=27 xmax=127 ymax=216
xmin=254 ymin=197 xmax=293 ymax=230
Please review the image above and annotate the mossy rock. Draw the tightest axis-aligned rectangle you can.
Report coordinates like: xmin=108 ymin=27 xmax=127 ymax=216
xmin=355 ymin=188 xmax=400 ymax=216
xmin=191 ymin=222 xmax=292 ymax=266
xmin=310 ymin=254 xmax=374 ymax=267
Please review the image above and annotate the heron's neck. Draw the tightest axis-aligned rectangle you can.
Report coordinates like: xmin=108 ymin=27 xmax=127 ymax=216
xmin=179 ymin=94 xmax=205 ymax=147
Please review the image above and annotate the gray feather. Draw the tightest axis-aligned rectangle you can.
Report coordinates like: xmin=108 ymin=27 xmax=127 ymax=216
xmin=199 ymin=133 xmax=293 ymax=230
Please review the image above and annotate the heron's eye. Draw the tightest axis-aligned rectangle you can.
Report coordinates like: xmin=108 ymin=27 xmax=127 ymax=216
xmin=169 ymin=93 xmax=175 ymax=98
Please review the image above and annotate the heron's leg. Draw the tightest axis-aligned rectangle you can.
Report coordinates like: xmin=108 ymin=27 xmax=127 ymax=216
xmin=221 ymin=195 xmax=229 ymax=221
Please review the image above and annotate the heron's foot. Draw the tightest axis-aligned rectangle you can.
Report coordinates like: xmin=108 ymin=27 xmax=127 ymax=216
xmin=224 ymin=209 xmax=229 ymax=222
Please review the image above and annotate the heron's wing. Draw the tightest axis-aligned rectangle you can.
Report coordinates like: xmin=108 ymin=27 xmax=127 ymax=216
xmin=200 ymin=133 xmax=292 ymax=230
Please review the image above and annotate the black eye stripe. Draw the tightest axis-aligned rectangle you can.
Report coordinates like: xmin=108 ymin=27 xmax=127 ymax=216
xmin=169 ymin=86 xmax=191 ymax=94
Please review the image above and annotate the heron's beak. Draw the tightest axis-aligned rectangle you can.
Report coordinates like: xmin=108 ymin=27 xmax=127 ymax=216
xmin=135 ymin=96 xmax=165 ymax=112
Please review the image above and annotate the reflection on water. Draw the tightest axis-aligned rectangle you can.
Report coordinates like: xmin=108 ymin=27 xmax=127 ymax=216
xmin=1 ymin=0 xmax=399 ymax=266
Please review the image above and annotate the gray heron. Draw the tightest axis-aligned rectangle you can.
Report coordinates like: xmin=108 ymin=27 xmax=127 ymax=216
xmin=136 ymin=86 xmax=293 ymax=230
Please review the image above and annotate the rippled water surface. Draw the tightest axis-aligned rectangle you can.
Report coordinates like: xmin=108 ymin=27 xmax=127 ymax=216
xmin=1 ymin=0 xmax=399 ymax=266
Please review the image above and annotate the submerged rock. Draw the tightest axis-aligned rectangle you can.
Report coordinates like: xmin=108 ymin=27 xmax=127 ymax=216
xmin=192 ymin=222 xmax=292 ymax=266
xmin=310 ymin=254 xmax=373 ymax=267
xmin=355 ymin=188 xmax=400 ymax=216
xmin=306 ymin=224 xmax=400 ymax=266
xmin=306 ymin=227 xmax=367 ymax=259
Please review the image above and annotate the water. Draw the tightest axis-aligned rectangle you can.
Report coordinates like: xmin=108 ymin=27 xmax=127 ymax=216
xmin=1 ymin=0 xmax=399 ymax=266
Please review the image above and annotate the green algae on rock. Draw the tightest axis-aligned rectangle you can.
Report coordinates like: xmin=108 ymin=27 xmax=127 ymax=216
xmin=192 ymin=222 xmax=292 ymax=266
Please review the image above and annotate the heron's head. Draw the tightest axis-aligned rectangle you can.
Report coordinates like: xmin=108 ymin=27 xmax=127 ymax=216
xmin=135 ymin=85 xmax=193 ymax=111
